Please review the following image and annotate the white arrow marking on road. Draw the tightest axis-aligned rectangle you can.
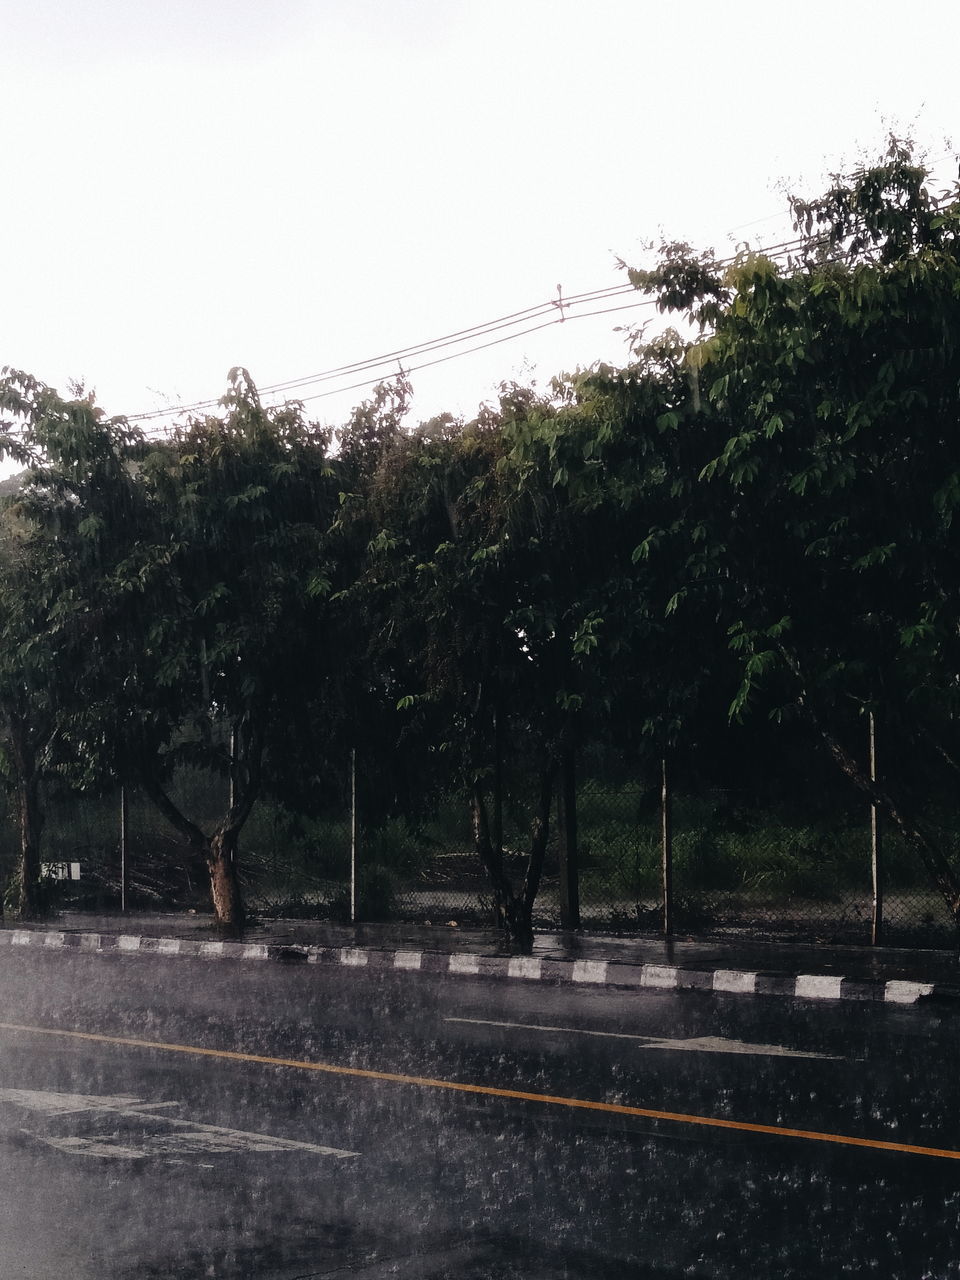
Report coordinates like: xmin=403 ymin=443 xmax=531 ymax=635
xmin=0 ymin=1089 xmax=177 ymax=1116
xmin=30 ymin=1135 xmax=168 ymax=1161
xmin=637 ymin=1034 xmax=837 ymax=1057
xmin=0 ymin=1088 xmax=359 ymax=1160
xmin=446 ymin=1017 xmax=839 ymax=1060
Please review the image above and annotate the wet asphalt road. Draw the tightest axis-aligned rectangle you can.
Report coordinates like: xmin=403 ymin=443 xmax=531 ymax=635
xmin=0 ymin=947 xmax=959 ymax=1278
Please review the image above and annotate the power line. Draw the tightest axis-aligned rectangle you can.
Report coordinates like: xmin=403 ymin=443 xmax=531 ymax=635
xmin=129 ymin=280 xmax=641 ymax=424
xmin=134 ymin=241 xmax=816 ymax=426
xmin=127 ymin=189 xmax=958 ymax=430
xmin=295 ymin=300 xmax=654 ymax=405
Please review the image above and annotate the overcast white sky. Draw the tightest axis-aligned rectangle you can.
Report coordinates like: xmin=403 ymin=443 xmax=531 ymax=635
xmin=2 ymin=0 xmax=958 ymax=435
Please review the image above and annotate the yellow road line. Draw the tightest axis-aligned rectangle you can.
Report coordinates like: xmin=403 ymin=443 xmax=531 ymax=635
xmin=1 ymin=1020 xmax=956 ymax=1162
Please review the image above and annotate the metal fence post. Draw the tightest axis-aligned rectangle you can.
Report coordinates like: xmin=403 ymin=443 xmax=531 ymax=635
xmin=350 ymin=748 xmax=358 ymax=925
xmin=120 ymin=785 xmax=129 ymax=914
xmin=661 ymin=755 xmax=673 ymax=938
xmin=558 ymin=747 xmax=580 ymax=930
xmin=870 ymin=711 xmax=882 ymax=946
xmin=228 ymin=725 xmax=237 ymax=867
xmin=492 ymin=706 xmax=504 ymax=866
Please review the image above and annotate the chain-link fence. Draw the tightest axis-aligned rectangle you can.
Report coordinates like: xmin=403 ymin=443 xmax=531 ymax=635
xmin=570 ymin=777 xmax=957 ymax=947
xmin=1 ymin=759 xmax=958 ymax=949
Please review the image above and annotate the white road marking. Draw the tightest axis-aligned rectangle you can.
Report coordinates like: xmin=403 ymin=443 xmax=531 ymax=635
xmin=445 ymin=1017 xmax=839 ymax=1059
xmin=571 ymin=960 xmax=608 ymax=984
xmin=638 ymin=1035 xmax=835 ymax=1058
xmin=0 ymin=1088 xmax=359 ymax=1161
xmin=885 ymin=980 xmax=935 ymax=1004
xmin=795 ymin=974 xmax=844 ymax=1000
xmin=32 ymin=1135 xmax=157 ymax=1161
xmin=712 ymin=970 xmax=757 ymax=995
xmin=0 ymin=1089 xmax=176 ymax=1116
xmin=641 ymin=965 xmax=678 ymax=989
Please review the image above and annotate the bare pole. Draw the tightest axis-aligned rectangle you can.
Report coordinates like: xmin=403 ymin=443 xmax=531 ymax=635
xmin=350 ymin=747 xmax=357 ymax=925
xmin=120 ymin=785 xmax=129 ymax=914
xmin=661 ymin=755 xmax=673 ymax=938
xmin=492 ymin=704 xmax=504 ymax=868
xmin=557 ymin=746 xmax=580 ymax=930
xmin=870 ymin=711 xmax=882 ymax=946
xmin=228 ymin=725 xmax=237 ymax=866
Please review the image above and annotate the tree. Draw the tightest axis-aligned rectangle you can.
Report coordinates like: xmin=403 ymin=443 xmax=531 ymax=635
xmin=629 ymin=139 xmax=960 ymax=923
xmin=0 ymin=370 xmax=143 ymax=917
xmin=0 ymin=509 xmax=58 ymax=917
xmin=355 ymin=366 xmax=715 ymax=949
xmin=119 ymin=370 xmax=336 ymax=933
xmin=0 ymin=366 xmax=337 ymax=934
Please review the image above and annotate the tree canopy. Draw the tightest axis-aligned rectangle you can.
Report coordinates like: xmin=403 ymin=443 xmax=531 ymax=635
xmin=3 ymin=139 xmax=960 ymax=945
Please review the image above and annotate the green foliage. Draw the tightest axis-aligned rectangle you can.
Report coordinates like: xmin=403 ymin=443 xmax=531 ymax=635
xmin=4 ymin=139 xmax=960 ymax=933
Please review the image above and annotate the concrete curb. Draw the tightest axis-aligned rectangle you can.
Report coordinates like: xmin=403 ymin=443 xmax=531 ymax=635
xmin=2 ymin=925 xmax=957 ymax=1007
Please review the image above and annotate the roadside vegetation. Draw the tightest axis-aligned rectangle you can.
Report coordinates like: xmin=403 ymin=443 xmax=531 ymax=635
xmin=2 ymin=140 xmax=960 ymax=951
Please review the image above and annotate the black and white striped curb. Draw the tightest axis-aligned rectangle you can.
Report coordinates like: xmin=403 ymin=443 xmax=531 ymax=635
xmin=2 ymin=925 xmax=956 ymax=1006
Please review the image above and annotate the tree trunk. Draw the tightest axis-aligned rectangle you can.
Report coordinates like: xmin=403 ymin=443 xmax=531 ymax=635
xmin=137 ymin=710 xmax=265 ymax=937
xmin=471 ymin=782 xmax=513 ymax=929
xmin=138 ymin=772 xmax=249 ymax=937
xmin=817 ymin=721 xmax=960 ymax=923
xmin=208 ymin=825 xmax=245 ymax=937
xmin=7 ymin=719 xmax=44 ymax=919
xmin=521 ymin=760 xmax=559 ymax=930
xmin=471 ymin=759 xmax=558 ymax=955
xmin=780 ymin=647 xmax=960 ymax=926
xmin=14 ymin=773 xmax=44 ymax=918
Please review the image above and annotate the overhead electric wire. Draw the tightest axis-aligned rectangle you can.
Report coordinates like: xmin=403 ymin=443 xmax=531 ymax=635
xmin=126 ymin=192 xmax=955 ymax=429
xmin=294 ymin=299 xmax=656 ymax=405
xmin=131 ymin=238 xmax=830 ymax=426
xmin=129 ymin=242 xmax=820 ymax=425
xmin=132 ymin=294 xmax=657 ymax=434
xmin=129 ymin=281 xmax=641 ymax=423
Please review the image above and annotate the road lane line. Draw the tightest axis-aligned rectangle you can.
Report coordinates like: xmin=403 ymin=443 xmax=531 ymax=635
xmin=0 ymin=1020 xmax=952 ymax=1161
xmin=444 ymin=1017 xmax=838 ymax=1059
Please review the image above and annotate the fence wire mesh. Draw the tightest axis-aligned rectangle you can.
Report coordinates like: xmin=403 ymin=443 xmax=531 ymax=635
xmin=1 ymin=759 xmax=957 ymax=949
